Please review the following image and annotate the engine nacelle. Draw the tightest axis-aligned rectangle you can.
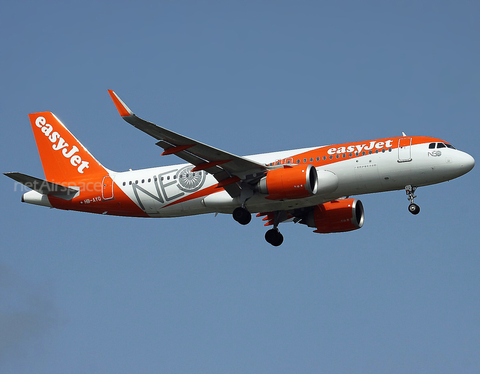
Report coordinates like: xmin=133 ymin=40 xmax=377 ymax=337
xmin=257 ymin=164 xmax=318 ymax=200
xmin=309 ymin=199 xmax=364 ymax=233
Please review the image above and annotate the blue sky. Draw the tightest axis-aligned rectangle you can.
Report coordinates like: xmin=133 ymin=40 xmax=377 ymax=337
xmin=1 ymin=1 xmax=479 ymax=373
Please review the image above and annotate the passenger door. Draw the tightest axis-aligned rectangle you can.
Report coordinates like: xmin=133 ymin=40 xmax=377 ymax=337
xmin=398 ymin=137 xmax=412 ymax=163
xmin=102 ymin=176 xmax=114 ymax=200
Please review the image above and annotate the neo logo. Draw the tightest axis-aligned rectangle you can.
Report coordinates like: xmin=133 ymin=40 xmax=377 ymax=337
xmin=428 ymin=151 xmax=442 ymax=157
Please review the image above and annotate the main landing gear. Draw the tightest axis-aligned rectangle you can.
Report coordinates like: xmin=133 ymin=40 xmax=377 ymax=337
xmin=405 ymin=185 xmax=420 ymax=215
xmin=265 ymin=228 xmax=284 ymax=247
xmin=232 ymin=206 xmax=251 ymax=225
xmin=264 ymin=211 xmax=287 ymax=247
xmin=232 ymin=207 xmax=285 ymax=246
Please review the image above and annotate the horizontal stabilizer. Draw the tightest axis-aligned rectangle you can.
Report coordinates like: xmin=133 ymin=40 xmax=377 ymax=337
xmin=4 ymin=172 xmax=78 ymax=199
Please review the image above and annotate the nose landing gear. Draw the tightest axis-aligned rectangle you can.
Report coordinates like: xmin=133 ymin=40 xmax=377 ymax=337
xmin=405 ymin=185 xmax=420 ymax=215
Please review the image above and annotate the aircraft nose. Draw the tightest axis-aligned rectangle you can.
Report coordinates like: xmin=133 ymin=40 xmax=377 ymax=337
xmin=457 ymin=151 xmax=475 ymax=174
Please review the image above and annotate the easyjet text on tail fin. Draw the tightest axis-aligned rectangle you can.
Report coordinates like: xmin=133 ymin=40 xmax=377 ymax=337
xmin=29 ymin=112 xmax=107 ymax=182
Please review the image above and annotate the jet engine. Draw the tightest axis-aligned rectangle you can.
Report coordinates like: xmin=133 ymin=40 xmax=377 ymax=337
xmin=257 ymin=165 xmax=318 ymax=200
xmin=305 ymin=199 xmax=364 ymax=233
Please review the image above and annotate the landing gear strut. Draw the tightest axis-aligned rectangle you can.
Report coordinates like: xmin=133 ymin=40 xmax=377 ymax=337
xmin=405 ymin=185 xmax=420 ymax=215
xmin=233 ymin=207 xmax=251 ymax=225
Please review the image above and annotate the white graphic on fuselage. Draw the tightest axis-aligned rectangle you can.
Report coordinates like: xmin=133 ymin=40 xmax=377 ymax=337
xmin=176 ymin=165 xmax=206 ymax=192
xmin=130 ymin=166 xmax=206 ymax=211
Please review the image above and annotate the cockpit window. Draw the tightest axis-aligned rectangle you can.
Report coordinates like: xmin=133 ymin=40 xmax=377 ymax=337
xmin=430 ymin=142 xmax=456 ymax=149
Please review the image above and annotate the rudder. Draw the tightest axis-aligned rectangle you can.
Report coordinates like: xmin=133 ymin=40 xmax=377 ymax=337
xmin=29 ymin=112 xmax=107 ymax=183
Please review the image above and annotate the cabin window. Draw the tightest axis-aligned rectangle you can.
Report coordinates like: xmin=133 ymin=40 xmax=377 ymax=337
xmin=123 ymin=182 xmax=126 ymax=186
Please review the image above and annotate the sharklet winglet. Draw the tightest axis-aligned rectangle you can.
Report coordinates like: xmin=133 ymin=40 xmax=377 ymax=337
xmin=108 ymin=89 xmax=134 ymax=117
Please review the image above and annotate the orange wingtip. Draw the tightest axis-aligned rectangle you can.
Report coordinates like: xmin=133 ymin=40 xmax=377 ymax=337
xmin=108 ymin=89 xmax=133 ymax=117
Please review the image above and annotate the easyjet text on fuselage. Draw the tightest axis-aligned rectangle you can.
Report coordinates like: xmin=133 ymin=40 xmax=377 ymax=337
xmin=327 ymin=140 xmax=394 ymax=155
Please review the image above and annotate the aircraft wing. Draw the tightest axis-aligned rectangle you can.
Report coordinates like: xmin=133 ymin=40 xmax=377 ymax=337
xmin=108 ymin=90 xmax=268 ymax=197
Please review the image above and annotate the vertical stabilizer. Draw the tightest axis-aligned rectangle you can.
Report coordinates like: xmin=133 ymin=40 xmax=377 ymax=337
xmin=28 ymin=112 xmax=107 ymax=182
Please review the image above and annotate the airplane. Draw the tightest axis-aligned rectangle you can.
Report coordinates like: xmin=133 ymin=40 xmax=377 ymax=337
xmin=4 ymin=90 xmax=475 ymax=246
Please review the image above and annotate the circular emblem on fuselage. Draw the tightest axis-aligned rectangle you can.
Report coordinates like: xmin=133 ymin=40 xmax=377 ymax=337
xmin=176 ymin=165 xmax=206 ymax=192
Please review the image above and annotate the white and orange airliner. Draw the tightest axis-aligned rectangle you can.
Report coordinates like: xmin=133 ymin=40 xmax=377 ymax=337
xmin=5 ymin=90 xmax=475 ymax=246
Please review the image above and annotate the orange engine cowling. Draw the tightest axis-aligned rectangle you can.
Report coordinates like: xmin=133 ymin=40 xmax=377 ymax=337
xmin=310 ymin=199 xmax=364 ymax=233
xmin=257 ymin=165 xmax=318 ymax=200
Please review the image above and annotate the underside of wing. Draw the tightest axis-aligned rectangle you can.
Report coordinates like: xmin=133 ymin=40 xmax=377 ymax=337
xmin=108 ymin=90 xmax=267 ymax=197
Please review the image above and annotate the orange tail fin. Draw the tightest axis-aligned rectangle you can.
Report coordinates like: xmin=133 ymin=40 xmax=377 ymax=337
xmin=29 ymin=112 xmax=107 ymax=183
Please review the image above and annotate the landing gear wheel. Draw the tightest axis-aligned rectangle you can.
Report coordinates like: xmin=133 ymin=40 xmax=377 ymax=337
xmin=265 ymin=229 xmax=284 ymax=247
xmin=405 ymin=185 xmax=420 ymax=215
xmin=233 ymin=207 xmax=251 ymax=225
xmin=408 ymin=203 xmax=420 ymax=215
